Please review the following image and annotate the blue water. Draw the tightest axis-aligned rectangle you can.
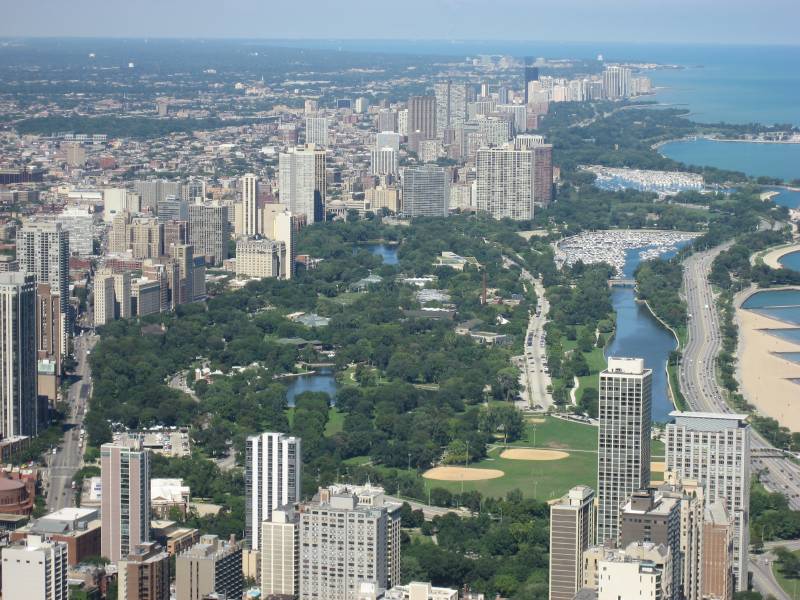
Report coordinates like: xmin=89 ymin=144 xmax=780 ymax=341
xmin=285 ymin=368 xmax=339 ymax=406
xmin=743 ymin=289 xmax=800 ymax=326
xmin=605 ymin=247 xmax=679 ymax=422
xmin=660 ymin=139 xmax=800 ymax=182
xmin=775 ymin=353 xmax=800 ymax=365
xmin=366 ymin=244 xmax=399 ymax=265
xmin=780 ymin=251 xmax=800 ymax=272
xmin=768 ymin=187 xmax=800 ymax=210
xmin=766 ymin=329 xmax=800 ymax=344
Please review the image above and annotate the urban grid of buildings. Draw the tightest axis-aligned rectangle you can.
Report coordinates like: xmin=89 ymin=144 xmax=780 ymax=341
xmin=0 ymin=48 xmax=751 ymax=600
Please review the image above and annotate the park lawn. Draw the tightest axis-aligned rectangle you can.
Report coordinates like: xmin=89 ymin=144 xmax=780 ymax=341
xmin=511 ymin=415 xmax=598 ymax=452
xmin=325 ymin=408 xmax=345 ymax=437
xmin=422 ymin=444 xmax=596 ymax=503
xmin=343 ymin=455 xmax=372 ymax=466
xmin=576 ymin=346 xmax=607 ymax=403
xmin=772 ymin=549 xmax=800 ymax=598
xmin=287 ymin=407 xmax=344 ymax=437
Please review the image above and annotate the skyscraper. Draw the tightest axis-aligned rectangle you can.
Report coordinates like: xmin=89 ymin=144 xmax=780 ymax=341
xmin=401 ymin=165 xmax=448 ymax=217
xmin=279 ymin=145 xmax=327 ymax=222
xmin=524 ymin=61 xmax=539 ymax=104
xmin=244 ymin=432 xmax=301 ymax=551
xmin=702 ymin=500 xmax=734 ymax=600
xmin=299 ymin=484 xmax=402 ymax=600
xmin=596 ymin=357 xmax=652 ymax=544
xmin=175 ymin=534 xmax=243 ymax=600
xmin=1 ymin=535 xmax=68 ymax=600
xmin=188 ymin=201 xmax=230 ymax=266
xmin=532 ymin=144 xmax=554 ymax=207
xmin=666 ymin=412 xmax=750 ymax=591
xmin=376 ymin=131 xmax=401 ymax=152
xmin=16 ymin=221 xmax=69 ymax=357
xmin=305 ymin=116 xmax=329 ymax=147
xmin=262 ymin=204 xmax=297 ymax=280
xmin=261 ymin=508 xmax=300 ymax=599
xmin=407 ymin=95 xmax=436 ymax=140
xmin=241 ymin=173 xmax=259 ymax=237
xmin=603 ymin=66 xmax=633 ymax=99
xmin=434 ymin=81 xmax=469 ymax=137
xmin=101 ymin=435 xmax=151 ymax=562
xmin=475 ymin=146 xmax=536 ymax=221
xmin=549 ymin=485 xmax=594 ymax=600
xmin=0 ymin=273 xmax=38 ymax=438
xmin=117 ymin=542 xmax=170 ymax=600
xmin=370 ymin=147 xmax=399 ymax=177
xmin=620 ymin=489 xmax=682 ymax=600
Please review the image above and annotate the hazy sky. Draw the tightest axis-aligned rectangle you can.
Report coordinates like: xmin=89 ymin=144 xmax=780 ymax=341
xmin=3 ymin=0 xmax=799 ymax=45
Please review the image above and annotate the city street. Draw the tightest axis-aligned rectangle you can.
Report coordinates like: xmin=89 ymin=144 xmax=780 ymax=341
xmin=46 ymin=332 xmax=96 ymax=512
xmin=523 ymin=276 xmax=553 ymax=410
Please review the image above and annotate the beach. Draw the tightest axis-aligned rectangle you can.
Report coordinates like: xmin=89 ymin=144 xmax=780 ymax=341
xmin=761 ymin=243 xmax=800 ymax=269
xmin=736 ymin=306 xmax=800 ymax=431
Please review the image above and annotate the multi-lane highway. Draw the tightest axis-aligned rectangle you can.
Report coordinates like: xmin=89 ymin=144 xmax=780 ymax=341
xmin=46 ymin=332 xmax=96 ymax=511
xmin=681 ymin=246 xmax=800 ymax=510
xmin=523 ymin=277 xmax=553 ymax=410
xmin=680 ymin=242 xmax=800 ymax=598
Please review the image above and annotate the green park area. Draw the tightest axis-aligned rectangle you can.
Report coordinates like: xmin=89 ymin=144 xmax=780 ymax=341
xmin=772 ymin=548 xmax=800 ymax=599
xmin=418 ymin=415 xmax=666 ymax=503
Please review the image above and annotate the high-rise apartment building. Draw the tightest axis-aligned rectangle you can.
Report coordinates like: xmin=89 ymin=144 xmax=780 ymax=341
xmin=57 ymin=207 xmax=94 ymax=256
xmin=665 ymin=411 xmax=750 ymax=591
xmin=235 ymin=238 xmax=286 ymax=279
xmin=377 ymin=109 xmax=398 ymax=133
xmin=549 ymin=485 xmax=594 ymax=600
xmin=620 ymin=489 xmax=682 ymax=600
xmin=101 ymin=436 xmax=151 ymax=562
xmin=261 ymin=508 xmax=300 ymax=599
xmin=133 ymin=180 xmax=182 ymax=213
xmin=244 ymin=432 xmax=302 ymax=551
xmin=299 ymin=484 xmax=402 ymax=600
xmin=603 ymin=66 xmax=633 ymax=99
xmin=305 ymin=116 xmax=329 ymax=146
xmin=524 ymin=62 xmax=539 ymax=104
xmin=1 ymin=535 xmax=68 ymax=600
xmin=188 ymin=201 xmax=230 ymax=266
xmin=279 ymin=145 xmax=327 ymax=222
xmin=593 ymin=542 xmax=672 ymax=600
xmin=175 ymin=534 xmax=243 ymax=600
xmin=376 ymin=131 xmax=401 ymax=152
xmin=94 ymin=270 xmax=116 ymax=327
xmin=475 ymin=146 xmax=536 ymax=221
xmin=401 ymin=165 xmax=448 ymax=218
xmin=241 ymin=173 xmax=259 ymax=237
xmin=128 ymin=217 xmax=164 ymax=259
xmin=532 ymin=144 xmax=554 ymax=207
xmin=434 ymin=81 xmax=469 ymax=137
xmin=35 ymin=283 xmax=62 ymax=378
xmin=656 ymin=473 xmax=705 ymax=600
xmin=157 ymin=197 xmax=188 ymax=223
xmin=16 ymin=221 xmax=69 ymax=357
xmin=371 ymin=147 xmax=399 ymax=177
xmin=596 ymin=357 xmax=652 ymax=544
xmin=702 ymin=500 xmax=734 ymax=600
xmin=407 ymin=96 xmax=436 ymax=140
xmin=262 ymin=204 xmax=297 ymax=280
xmin=164 ymin=220 xmax=188 ymax=256
xmin=0 ymin=273 xmax=38 ymax=438
xmin=117 ymin=542 xmax=170 ymax=600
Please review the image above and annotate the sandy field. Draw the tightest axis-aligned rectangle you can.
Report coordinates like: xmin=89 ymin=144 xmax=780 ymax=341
xmin=423 ymin=467 xmax=505 ymax=481
xmin=762 ymin=243 xmax=800 ymax=269
xmin=526 ymin=417 xmax=547 ymax=424
xmin=500 ymin=448 xmax=569 ymax=461
xmin=736 ymin=307 xmax=800 ymax=431
xmin=651 ymin=461 xmax=666 ymax=472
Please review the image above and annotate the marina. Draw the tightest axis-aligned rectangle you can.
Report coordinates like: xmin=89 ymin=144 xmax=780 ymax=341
xmin=556 ymin=230 xmax=698 ymax=275
xmin=582 ymin=165 xmax=704 ymax=196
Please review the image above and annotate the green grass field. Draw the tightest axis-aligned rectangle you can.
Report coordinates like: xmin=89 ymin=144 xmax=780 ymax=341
xmin=419 ymin=415 xmax=666 ymax=501
xmin=286 ymin=407 xmax=344 ymax=437
xmin=772 ymin=550 xmax=800 ymax=599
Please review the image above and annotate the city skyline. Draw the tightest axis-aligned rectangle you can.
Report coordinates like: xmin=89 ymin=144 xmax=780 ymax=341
xmin=1 ymin=0 xmax=799 ymax=45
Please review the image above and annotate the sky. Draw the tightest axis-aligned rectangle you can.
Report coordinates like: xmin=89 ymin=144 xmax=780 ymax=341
xmin=2 ymin=0 xmax=799 ymax=46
